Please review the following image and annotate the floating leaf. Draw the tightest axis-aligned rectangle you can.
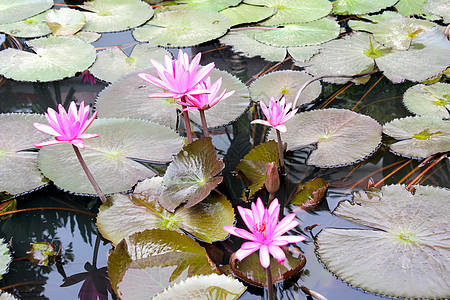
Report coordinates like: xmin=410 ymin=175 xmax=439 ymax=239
xmin=394 ymin=0 xmax=427 ymax=17
xmin=0 ymin=199 xmax=17 ymax=220
xmin=170 ymin=0 xmax=241 ymax=12
xmin=0 ymin=11 xmax=51 ymax=38
xmin=331 ymin=0 xmax=398 ymax=15
xmin=220 ymin=3 xmax=276 ymax=27
xmin=108 ymin=229 xmax=215 ymax=299
xmin=219 ymin=30 xmax=287 ymax=62
xmin=45 ymin=8 xmax=86 ymax=36
xmin=235 ymin=140 xmax=279 ymax=201
xmin=133 ymin=10 xmax=230 ymax=47
xmin=422 ymin=0 xmax=450 ymax=23
xmin=287 ymin=45 xmax=320 ymax=62
xmin=249 ymin=70 xmax=321 ymax=107
xmin=402 ymin=82 xmax=450 ymax=118
xmin=0 ymin=36 xmax=96 ymax=82
xmin=268 ymin=109 xmax=382 ymax=167
xmin=89 ymin=43 xmax=171 ymax=83
xmin=152 ymin=274 xmax=246 ymax=300
xmin=316 ymin=184 xmax=450 ymax=299
xmin=74 ymin=31 xmax=101 ymax=43
xmin=290 ymin=178 xmax=329 ymax=209
xmin=348 ymin=11 xmax=403 ymax=33
xmin=0 ymin=0 xmax=53 ymax=25
xmin=244 ymin=0 xmax=332 ymax=25
xmin=97 ymin=178 xmax=234 ymax=245
xmin=0 ymin=292 xmax=16 ymax=300
xmin=0 ymin=113 xmax=49 ymax=196
xmin=373 ymin=17 xmax=438 ymax=50
xmin=383 ymin=116 xmax=450 ymax=159
xmin=38 ymin=118 xmax=184 ymax=195
xmin=0 ymin=240 xmax=11 ymax=280
xmin=27 ymin=241 xmax=55 ymax=266
xmin=159 ymin=138 xmax=224 ymax=212
xmin=254 ymin=18 xmax=340 ymax=47
xmin=230 ymin=246 xmax=306 ymax=287
xmin=79 ymin=0 xmax=154 ymax=33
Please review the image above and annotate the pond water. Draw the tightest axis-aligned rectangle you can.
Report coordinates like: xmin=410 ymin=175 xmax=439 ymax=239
xmin=0 ymin=1 xmax=449 ymax=300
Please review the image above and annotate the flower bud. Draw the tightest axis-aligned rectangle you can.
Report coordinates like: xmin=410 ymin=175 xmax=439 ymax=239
xmin=265 ymin=162 xmax=280 ymax=194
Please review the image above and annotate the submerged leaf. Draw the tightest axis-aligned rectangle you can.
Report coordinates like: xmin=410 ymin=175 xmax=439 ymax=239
xmin=402 ymin=82 xmax=450 ymax=118
xmin=316 ymin=184 xmax=450 ymax=299
xmin=0 ymin=0 xmax=53 ymax=25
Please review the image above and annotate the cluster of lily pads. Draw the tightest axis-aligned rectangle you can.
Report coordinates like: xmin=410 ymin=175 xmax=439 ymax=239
xmin=0 ymin=0 xmax=449 ymax=299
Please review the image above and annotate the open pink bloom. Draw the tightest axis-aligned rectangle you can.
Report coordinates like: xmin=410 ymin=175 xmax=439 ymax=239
xmin=33 ymin=101 xmax=98 ymax=149
xmin=250 ymin=97 xmax=298 ymax=133
xmin=138 ymin=49 xmax=215 ymax=99
xmin=175 ymin=77 xmax=235 ymax=111
xmin=223 ymin=197 xmax=305 ymax=268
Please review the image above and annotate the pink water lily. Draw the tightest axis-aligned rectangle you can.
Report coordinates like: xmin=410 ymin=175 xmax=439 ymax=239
xmin=250 ymin=97 xmax=298 ymax=133
xmin=223 ymin=197 xmax=305 ymax=268
xmin=176 ymin=77 xmax=235 ymax=111
xmin=33 ymin=101 xmax=98 ymax=149
xmin=138 ymin=49 xmax=215 ymax=99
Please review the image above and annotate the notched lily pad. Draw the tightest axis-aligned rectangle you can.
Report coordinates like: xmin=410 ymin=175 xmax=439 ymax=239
xmin=159 ymin=138 xmax=225 ymax=212
xmin=0 ymin=0 xmax=53 ymax=25
xmin=383 ymin=116 xmax=450 ymax=159
xmin=220 ymin=3 xmax=276 ymax=27
xmin=0 ymin=240 xmax=11 ymax=280
xmin=316 ymin=184 xmax=450 ymax=299
xmin=402 ymin=82 xmax=450 ymax=119
xmin=108 ymin=229 xmax=215 ymax=299
xmin=290 ymin=178 xmax=329 ymax=209
xmin=0 ymin=11 xmax=52 ymax=38
xmin=332 ymin=0 xmax=398 ymax=15
xmin=169 ymin=0 xmax=241 ymax=12
xmin=268 ymin=109 xmax=382 ymax=167
xmin=45 ymin=8 xmax=86 ymax=36
xmin=422 ymin=0 xmax=450 ymax=23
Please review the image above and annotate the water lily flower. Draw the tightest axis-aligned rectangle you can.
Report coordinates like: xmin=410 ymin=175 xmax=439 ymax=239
xmin=138 ymin=49 xmax=215 ymax=99
xmin=223 ymin=197 xmax=305 ymax=268
xmin=250 ymin=97 xmax=298 ymax=133
xmin=175 ymin=77 xmax=235 ymax=111
xmin=33 ymin=101 xmax=98 ymax=149
xmin=81 ymin=70 xmax=96 ymax=85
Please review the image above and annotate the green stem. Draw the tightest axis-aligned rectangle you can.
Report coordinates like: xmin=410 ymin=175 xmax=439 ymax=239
xmin=276 ymin=130 xmax=285 ymax=175
xmin=72 ymin=145 xmax=107 ymax=204
xmin=266 ymin=265 xmax=274 ymax=300
xmin=199 ymin=109 xmax=210 ymax=138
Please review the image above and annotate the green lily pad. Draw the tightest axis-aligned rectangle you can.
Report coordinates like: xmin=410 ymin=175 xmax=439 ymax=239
xmin=220 ymin=3 xmax=276 ymax=27
xmin=97 ymin=177 xmax=234 ymax=245
xmin=331 ymin=0 xmax=398 ymax=15
xmin=249 ymin=70 xmax=321 ymax=107
xmin=254 ymin=18 xmax=340 ymax=47
xmin=244 ymin=0 xmax=332 ymax=26
xmin=0 ymin=240 xmax=11 ymax=280
xmin=219 ymin=29 xmax=287 ymax=61
xmin=230 ymin=246 xmax=306 ymax=287
xmin=383 ymin=116 xmax=450 ymax=159
xmin=38 ymin=118 xmax=184 ymax=195
xmin=0 ymin=36 xmax=96 ymax=82
xmin=373 ymin=17 xmax=438 ymax=50
xmin=79 ymin=0 xmax=154 ymax=33
xmin=0 ymin=113 xmax=49 ymax=196
xmin=0 ymin=0 xmax=53 ymax=25
xmin=74 ymin=31 xmax=101 ymax=43
xmin=89 ymin=43 xmax=171 ymax=83
xmin=287 ymin=45 xmax=320 ymax=62
xmin=108 ymin=229 xmax=215 ymax=299
xmin=158 ymin=138 xmax=224 ymax=212
xmin=26 ymin=241 xmax=55 ymax=266
xmin=348 ymin=11 xmax=403 ymax=33
xmin=235 ymin=140 xmax=279 ymax=201
xmin=290 ymin=178 xmax=329 ymax=208
xmin=0 ymin=11 xmax=51 ymax=38
xmin=394 ymin=0 xmax=427 ymax=17
xmin=268 ymin=109 xmax=382 ymax=167
xmin=316 ymin=184 xmax=450 ymax=299
xmin=0 ymin=292 xmax=17 ymax=300
xmin=45 ymin=8 xmax=86 ymax=36
xmin=152 ymin=274 xmax=246 ymax=300
xmin=422 ymin=0 xmax=450 ymax=23
xmin=169 ymin=0 xmax=241 ymax=12
xmin=133 ymin=10 xmax=230 ymax=47
xmin=402 ymin=82 xmax=450 ymax=118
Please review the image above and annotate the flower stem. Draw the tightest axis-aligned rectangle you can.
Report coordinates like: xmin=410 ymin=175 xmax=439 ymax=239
xmin=266 ymin=265 xmax=274 ymax=300
xmin=199 ymin=109 xmax=210 ymax=138
xmin=182 ymin=109 xmax=194 ymax=144
xmin=276 ymin=130 xmax=285 ymax=174
xmin=72 ymin=145 xmax=107 ymax=204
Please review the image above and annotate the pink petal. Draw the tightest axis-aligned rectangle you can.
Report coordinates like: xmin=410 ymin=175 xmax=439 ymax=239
xmin=273 ymin=124 xmax=287 ymax=133
xmin=80 ymin=111 xmax=97 ymax=133
xmin=33 ymin=122 xmax=60 ymax=136
xmin=273 ymin=213 xmax=299 ymax=237
xmin=250 ymin=119 xmax=273 ymax=128
xmin=223 ymin=226 xmax=257 ymax=242
xmin=192 ymin=63 xmax=214 ymax=87
xmin=240 ymin=241 xmax=262 ymax=251
xmin=33 ymin=139 xmax=64 ymax=147
xmin=70 ymin=139 xmax=85 ymax=149
xmin=237 ymin=206 xmax=256 ymax=232
xmin=78 ymin=133 xmax=99 ymax=140
xmin=148 ymin=92 xmax=179 ymax=99
xmin=259 ymin=245 xmax=271 ymax=268
xmin=275 ymin=235 xmax=306 ymax=243
xmin=268 ymin=245 xmax=286 ymax=265
xmin=235 ymin=247 xmax=258 ymax=262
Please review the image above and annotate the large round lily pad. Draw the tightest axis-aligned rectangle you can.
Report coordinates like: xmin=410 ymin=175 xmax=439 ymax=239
xmin=422 ymin=0 xmax=450 ymax=23
xmin=169 ymin=0 xmax=241 ymax=12
xmin=97 ymin=177 xmax=234 ymax=245
xmin=133 ymin=10 xmax=231 ymax=47
xmin=316 ymin=184 xmax=450 ymax=299
xmin=402 ymin=82 xmax=450 ymax=119
xmin=79 ymin=0 xmax=154 ymax=33
xmin=267 ymin=109 xmax=382 ymax=167
xmin=331 ymin=0 xmax=398 ymax=15
xmin=37 ymin=118 xmax=184 ymax=195
xmin=108 ymin=229 xmax=215 ymax=299
xmin=0 ymin=113 xmax=50 ymax=196
xmin=382 ymin=116 xmax=450 ymax=159
xmin=220 ymin=3 xmax=276 ymax=27
xmin=0 ymin=0 xmax=53 ymax=25
xmin=0 ymin=36 xmax=96 ymax=82
xmin=0 ymin=11 xmax=52 ymax=38
xmin=249 ymin=70 xmax=321 ymax=107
